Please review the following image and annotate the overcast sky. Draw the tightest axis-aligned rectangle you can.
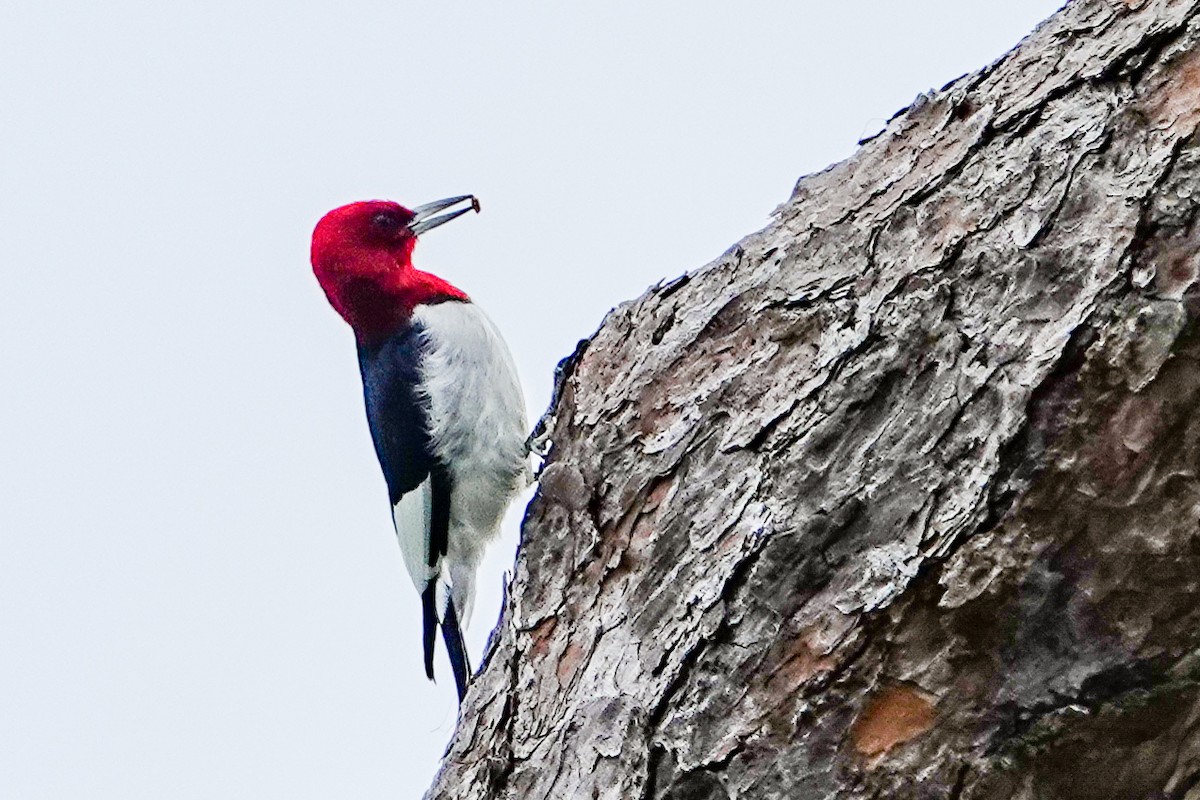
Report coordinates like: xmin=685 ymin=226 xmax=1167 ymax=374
xmin=1 ymin=1 xmax=1064 ymax=797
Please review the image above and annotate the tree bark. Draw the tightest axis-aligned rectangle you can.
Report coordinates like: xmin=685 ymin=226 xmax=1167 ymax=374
xmin=430 ymin=1 xmax=1200 ymax=797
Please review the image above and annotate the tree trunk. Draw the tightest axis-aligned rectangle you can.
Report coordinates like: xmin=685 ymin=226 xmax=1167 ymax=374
xmin=430 ymin=1 xmax=1200 ymax=797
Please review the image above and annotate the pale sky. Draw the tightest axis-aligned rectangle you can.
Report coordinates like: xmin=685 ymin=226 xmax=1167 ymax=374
xmin=1 ymin=1 xmax=1062 ymax=797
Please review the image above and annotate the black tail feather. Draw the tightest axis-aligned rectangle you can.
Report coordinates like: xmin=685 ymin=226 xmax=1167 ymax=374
xmin=421 ymin=582 xmax=438 ymax=681
xmin=441 ymin=598 xmax=470 ymax=701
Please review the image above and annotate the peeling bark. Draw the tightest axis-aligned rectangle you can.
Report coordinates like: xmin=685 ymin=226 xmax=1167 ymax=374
xmin=430 ymin=2 xmax=1200 ymax=797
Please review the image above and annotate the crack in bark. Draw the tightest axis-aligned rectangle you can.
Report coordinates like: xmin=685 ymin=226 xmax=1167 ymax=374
xmin=947 ymin=762 xmax=973 ymax=800
xmin=977 ymin=313 xmax=1103 ymax=533
xmin=1126 ymin=133 xmax=1193 ymax=286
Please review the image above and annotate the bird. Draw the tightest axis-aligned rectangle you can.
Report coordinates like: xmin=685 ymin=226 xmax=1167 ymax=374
xmin=310 ymin=195 xmax=529 ymax=701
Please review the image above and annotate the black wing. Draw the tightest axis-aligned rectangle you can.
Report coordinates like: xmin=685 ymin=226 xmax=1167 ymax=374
xmin=357 ymin=325 xmax=465 ymax=696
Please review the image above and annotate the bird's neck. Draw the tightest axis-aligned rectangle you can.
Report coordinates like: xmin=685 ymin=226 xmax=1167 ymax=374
xmin=338 ymin=266 xmax=469 ymax=346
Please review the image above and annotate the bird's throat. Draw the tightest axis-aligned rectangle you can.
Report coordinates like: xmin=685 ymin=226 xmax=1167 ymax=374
xmin=335 ymin=269 xmax=469 ymax=345
xmin=337 ymin=277 xmax=410 ymax=344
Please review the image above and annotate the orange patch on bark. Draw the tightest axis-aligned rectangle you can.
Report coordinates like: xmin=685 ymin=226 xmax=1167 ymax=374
xmin=556 ymin=640 xmax=586 ymax=687
xmin=529 ymin=616 xmax=558 ymax=660
xmin=851 ymin=685 xmax=936 ymax=760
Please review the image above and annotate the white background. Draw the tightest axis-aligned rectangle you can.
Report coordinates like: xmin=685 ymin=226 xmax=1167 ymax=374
xmin=1 ymin=1 xmax=1063 ymax=797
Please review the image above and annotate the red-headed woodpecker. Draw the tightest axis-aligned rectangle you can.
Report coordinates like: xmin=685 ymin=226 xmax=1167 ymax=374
xmin=311 ymin=196 xmax=529 ymax=700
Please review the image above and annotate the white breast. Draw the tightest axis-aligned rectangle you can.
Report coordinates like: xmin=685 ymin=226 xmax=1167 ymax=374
xmin=410 ymin=300 xmax=529 ymax=623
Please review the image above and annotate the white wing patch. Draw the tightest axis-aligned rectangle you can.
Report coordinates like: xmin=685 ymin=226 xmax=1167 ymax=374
xmin=393 ymin=476 xmax=433 ymax=592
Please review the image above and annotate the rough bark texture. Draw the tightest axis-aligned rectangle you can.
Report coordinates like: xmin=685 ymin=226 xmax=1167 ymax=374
xmin=430 ymin=1 xmax=1200 ymax=797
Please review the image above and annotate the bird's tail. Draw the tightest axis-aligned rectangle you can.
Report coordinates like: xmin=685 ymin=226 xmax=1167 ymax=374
xmin=421 ymin=582 xmax=439 ymax=681
xmin=441 ymin=599 xmax=470 ymax=701
xmin=421 ymin=580 xmax=471 ymax=701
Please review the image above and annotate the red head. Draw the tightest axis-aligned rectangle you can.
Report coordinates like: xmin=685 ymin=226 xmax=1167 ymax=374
xmin=311 ymin=196 xmax=479 ymax=343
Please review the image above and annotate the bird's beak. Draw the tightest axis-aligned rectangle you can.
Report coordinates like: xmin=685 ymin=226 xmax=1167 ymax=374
xmin=408 ymin=195 xmax=481 ymax=236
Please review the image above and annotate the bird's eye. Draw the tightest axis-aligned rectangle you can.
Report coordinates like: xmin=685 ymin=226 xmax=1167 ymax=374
xmin=372 ymin=212 xmax=401 ymax=231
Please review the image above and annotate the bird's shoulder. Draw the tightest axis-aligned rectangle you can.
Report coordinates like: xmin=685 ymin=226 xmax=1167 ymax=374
xmin=410 ymin=298 xmax=505 ymax=352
